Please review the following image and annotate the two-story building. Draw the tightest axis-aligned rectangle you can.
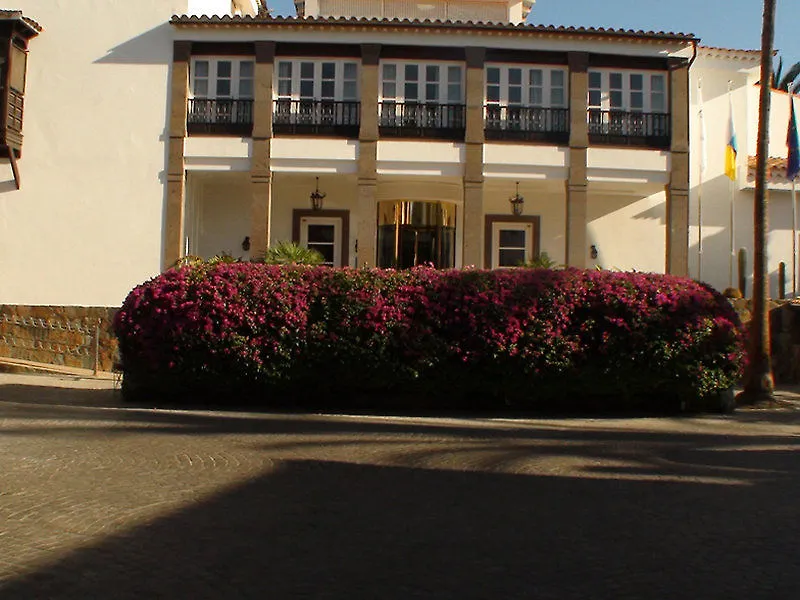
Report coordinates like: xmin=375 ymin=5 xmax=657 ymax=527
xmin=0 ymin=0 xmax=796 ymax=318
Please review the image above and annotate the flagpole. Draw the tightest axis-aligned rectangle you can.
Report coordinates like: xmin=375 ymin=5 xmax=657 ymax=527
xmin=730 ymin=177 xmax=736 ymax=289
xmin=697 ymin=78 xmax=705 ymax=281
xmin=698 ymin=169 xmax=703 ymax=281
xmin=727 ymin=81 xmax=736 ymax=290
xmin=793 ymin=179 xmax=797 ymax=296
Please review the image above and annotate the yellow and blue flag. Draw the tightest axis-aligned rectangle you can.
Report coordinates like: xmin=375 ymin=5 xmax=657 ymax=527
xmin=725 ymin=95 xmax=738 ymax=181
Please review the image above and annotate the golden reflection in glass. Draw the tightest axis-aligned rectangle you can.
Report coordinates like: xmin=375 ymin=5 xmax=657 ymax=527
xmin=377 ymin=201 xmax=456 ymax=269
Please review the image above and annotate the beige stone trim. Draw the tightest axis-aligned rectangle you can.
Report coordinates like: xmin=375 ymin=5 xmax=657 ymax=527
xmin=359 ymin=44 xmax=381 ymax=142
xmin=568 ymin=52 xmax=589 ymax=149
xmin=250 ymin=43 xmax=275 ymax=258
xmin=666 ymin=58 xmax=690 ymax=276
xmin=250 ymin=140 xmax=272 ymax=258
xmin=566 ymin=181 xmax=588 ymax=269
xmin=356 ymin=181 xmax=377 ymax=267
xmin=252 ymin=41 xmax=275 ymax=139
xmin=666 ymin=151 xmax=690 ymax=276
xmin=463 ymin=181 xmax=484 ymax=268
xmin=668 ymin=58 xmax=689 ymax=153
xmin=164 ymin=42 xmax=191 ymax=269
xmin=464 ymin=47 xmax=485 ymax=146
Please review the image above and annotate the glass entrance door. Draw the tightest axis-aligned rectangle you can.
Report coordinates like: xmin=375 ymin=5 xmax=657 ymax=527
xmin=377 ymin=201 xmax=456 ymax=269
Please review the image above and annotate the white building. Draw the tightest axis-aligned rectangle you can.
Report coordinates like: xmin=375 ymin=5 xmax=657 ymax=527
xmin=0 ymin=0 xmax=796 ymax=315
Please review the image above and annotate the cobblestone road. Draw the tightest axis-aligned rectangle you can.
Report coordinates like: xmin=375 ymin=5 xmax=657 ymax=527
xmin=1 ymin=373 xmax=799 ymax=599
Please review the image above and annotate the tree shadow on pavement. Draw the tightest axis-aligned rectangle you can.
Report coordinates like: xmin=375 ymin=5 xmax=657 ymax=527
xmin=1 ymin=457 xmax=799 ymax=600
xmin=1 ymin=382 xmax=800 ymax=598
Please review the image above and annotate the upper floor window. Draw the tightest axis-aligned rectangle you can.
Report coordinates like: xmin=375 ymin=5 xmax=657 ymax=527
xmin=191 ymin=58 xmax=254 ymax=99
xmin=588 ymin=70 xmax=668 ymax=113
xmin=380 ymin=62 xmax=463 ymax=104
xmin=275 ymin=60 xmax=359 ymax=101
xmin=485 ymin=66 xmax=567 ymax=108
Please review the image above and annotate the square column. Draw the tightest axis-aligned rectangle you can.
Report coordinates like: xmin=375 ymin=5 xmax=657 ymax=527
xmin=250 ymin=42 xmax=276 ymax=258
xmin=566 ymin=52 xmax=589 ymax=268
xmin=356 ymin=44 xmax=380 ymax=266
xmin=163 ymin=41 xmax=191 ymax=269
xmin=463 ymin=47 xmax=486 ymax=268
xmin=666 ymin=58 xmax=690 ymax=276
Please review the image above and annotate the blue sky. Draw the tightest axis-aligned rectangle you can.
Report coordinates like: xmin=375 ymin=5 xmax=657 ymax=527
xmin=267 ymin=0 xmax=799 ymax=65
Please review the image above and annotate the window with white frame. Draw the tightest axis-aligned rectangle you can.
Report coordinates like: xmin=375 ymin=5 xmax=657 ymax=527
xmin=587 ymin=70 xmax=668 ymax=113
xmin=274 ymin=59 xmax=359 ymax=102
xmin=380 ymin=62 xmax=463 ymax=104
xmin=485 ymin=65 xmax=567 ymax=108
xmin=191 ymin=58 xmax=254 ymax=99
xmin=491 ymin=221 xmax=535 ymax=268
xmin=299 ymin=216 xmax=343 ymax=267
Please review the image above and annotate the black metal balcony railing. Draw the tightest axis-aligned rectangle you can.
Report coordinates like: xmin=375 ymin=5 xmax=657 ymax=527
xmin=272 ymin=100 xmax=360 ymax=137
xmin=379 ymin=102 xmax=466 ymax=140
xmin=588 ymin=110 xmax=671 ymax=148
xmin=484 ymin=105 xmax=569 ymax=143
xmin=187 ymin=99 xmax=254 ymax=136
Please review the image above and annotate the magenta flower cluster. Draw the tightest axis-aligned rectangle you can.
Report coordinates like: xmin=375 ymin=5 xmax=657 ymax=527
xmin=114 ymin=263 xmax=744 ymax=407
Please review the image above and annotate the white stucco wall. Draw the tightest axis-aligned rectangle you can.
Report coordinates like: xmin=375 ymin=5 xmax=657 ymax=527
xmin=689 ymin=50 xmax=800 ymax=296
xmin=0 ymin=1 xmax=186 ymax=306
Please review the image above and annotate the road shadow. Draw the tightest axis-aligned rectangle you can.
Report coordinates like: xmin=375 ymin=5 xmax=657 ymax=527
xmin=1 ymin=456 xmax=798 ymax=599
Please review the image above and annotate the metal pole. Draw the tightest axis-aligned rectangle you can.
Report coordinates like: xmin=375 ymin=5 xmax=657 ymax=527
xmin=730 ymin=178 xmax=735 ymax=288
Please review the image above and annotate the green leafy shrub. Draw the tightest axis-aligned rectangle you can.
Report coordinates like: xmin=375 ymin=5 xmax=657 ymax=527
xmin=114 ymin=265 xmax=744 ymax=411
xmin=261 ymin=241 xmax=324 ymax=266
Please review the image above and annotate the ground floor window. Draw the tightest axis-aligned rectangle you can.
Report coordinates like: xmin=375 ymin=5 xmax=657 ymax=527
xmin=377 ymin=201 xmax=456 ymax=269
xmin=485 ymin=215 xmax=540 ymax=269
xmin=292 ymin=209 xmax=350 ymax=267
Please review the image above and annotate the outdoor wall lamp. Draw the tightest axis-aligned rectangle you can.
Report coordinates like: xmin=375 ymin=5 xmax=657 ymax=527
xmin=310 ymin=176 xmax=326 ymax=211
xmin=509 ymin=181 xmax=524 ymax=216
xmin=590 ymin=245 xmax=599 ymax=259
xmin=241 ymin=236 xmax=251 ymax=252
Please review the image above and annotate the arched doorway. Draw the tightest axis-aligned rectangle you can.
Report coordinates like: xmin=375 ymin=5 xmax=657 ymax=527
xmin=377 ymin=201 xmax=456 ymax=269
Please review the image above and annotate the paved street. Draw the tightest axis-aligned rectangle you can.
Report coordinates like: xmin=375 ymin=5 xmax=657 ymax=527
xmin=1 ymin=372 xmax=799 ymax=599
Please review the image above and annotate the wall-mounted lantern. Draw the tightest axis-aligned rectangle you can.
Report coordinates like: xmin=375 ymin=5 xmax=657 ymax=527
xmin=509 ymin=181 xmax=524 ymax=216
xmin=310 ymin=176 xmax=326 ymax=211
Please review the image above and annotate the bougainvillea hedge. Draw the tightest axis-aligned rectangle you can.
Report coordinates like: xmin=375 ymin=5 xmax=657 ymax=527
xmin=114 ymin=264 xmax=744 ymax=411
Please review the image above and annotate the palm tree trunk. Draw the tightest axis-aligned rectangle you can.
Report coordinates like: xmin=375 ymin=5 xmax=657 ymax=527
xmin=741 ymin=0 xmax=777 ymax=402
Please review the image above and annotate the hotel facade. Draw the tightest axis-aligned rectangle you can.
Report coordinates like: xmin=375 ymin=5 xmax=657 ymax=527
xmin=0 ymin=0 xmax=796 ymax=310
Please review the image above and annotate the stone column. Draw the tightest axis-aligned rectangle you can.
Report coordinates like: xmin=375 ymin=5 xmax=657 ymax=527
xmin=356 ymin=44 xmax=380 ymax=267
xmin=566 ymin=52 xmax=589 ymax=268
xmin=250 ymin=42 xmax=276 ymax=260
xmin=666 ymin=57 xmax=690 ymax=276
xmin=463 ymin=47 xmax=486 ymax=268
xmin=163 ymin=41 xmax=191 ymax=269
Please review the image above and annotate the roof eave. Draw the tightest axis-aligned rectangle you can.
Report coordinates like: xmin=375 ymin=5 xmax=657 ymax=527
xmin=169 ymin=15 xmax=697 ymax=44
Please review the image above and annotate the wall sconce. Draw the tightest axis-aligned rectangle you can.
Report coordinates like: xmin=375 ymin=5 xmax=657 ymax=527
xmin=590 ymin=245 xmax=598 ymax=260
xmin=509 ymin=181 xmax=524 ymax=216
xmin=241 ymin=236 xmax=251 ymax=252
xmin=310 ymin=176 xmax=326 ymax=211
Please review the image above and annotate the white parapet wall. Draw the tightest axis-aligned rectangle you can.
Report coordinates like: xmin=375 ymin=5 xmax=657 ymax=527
xmin=186 ymin=0 xmax=259 ymax=16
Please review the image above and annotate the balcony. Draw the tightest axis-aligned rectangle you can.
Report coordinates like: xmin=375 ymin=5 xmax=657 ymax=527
xmin=588 ymin=110 xmax=671 ymax=148
xmin=484 ymin=106 xmax=569 ymax=144
xmin=272 ymin=100 xmax=360 ymax=138
xmin=379 ymin=102 xmax=466 ymax=141
xmin=187 ymin=99 xmax=253 ymax=136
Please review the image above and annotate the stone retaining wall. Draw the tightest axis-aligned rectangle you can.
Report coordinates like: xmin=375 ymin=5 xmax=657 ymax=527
xmin=0 ymin=306 xmax=119 ymax=372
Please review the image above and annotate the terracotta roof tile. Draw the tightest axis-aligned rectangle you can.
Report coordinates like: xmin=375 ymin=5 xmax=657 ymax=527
xmin=0 ymin=10 xmax=42 ymax=33
xmin=170 ymin=14 xmax=696 ymax=41
xmin=748 ymin=155 xmax=795 ymax=182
